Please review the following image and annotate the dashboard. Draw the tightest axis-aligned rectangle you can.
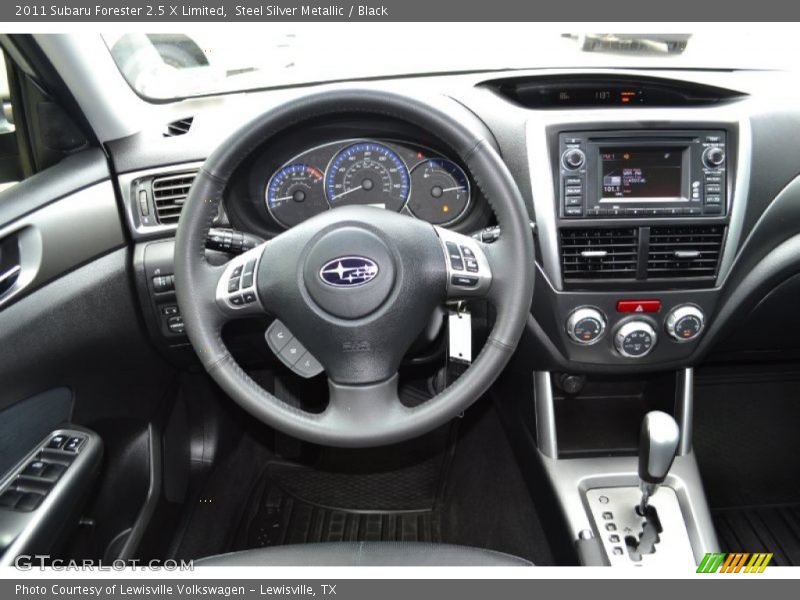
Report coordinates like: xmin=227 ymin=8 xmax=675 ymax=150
xmin=115 ymin=67 xmax=800 ymax=375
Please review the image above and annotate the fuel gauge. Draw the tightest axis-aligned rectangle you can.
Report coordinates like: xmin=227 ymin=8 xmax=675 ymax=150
xmin=408 ymin=158 xmax=470 ymax=225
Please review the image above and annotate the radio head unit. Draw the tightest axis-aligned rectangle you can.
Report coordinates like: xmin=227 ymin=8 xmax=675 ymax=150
xmin=557 ymin=130 xmax=727 ymax=219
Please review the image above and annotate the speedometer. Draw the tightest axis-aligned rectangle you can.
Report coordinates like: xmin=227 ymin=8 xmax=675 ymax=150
xmin=325 ymin=142 xmax=410 ymax=211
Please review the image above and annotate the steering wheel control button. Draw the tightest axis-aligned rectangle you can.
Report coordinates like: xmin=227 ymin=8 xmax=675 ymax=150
xmin=614 ymin=321 xmax=657 ymax=358
xmin=279 ymin=338 xmax=306 ymax=366
xmin=294 ymin=352 xmax=324 ymax=378
xmin=231 ymin=265 xmax=243 ymax=278
xmin=227 ymin=277 xmax=240 ymax=293
xmin=265 ymin=320 xmax=324 ymax=379
xmin=616 ymin=300 xmax=661 ymax=313
xmin=242 ymin=291 xmax=257 ymax=304
xmin=566 ymin=307 xmax=607 ymax=345
xmin=451 ymin=275 xmax=478 ymax=287
xmin=445 ymin=242 xmax=464 ymax=270
xmin=267 ymin=320 xmax=292 ymax=352
xmin=666 ymin=305 xmax=705 ymax=342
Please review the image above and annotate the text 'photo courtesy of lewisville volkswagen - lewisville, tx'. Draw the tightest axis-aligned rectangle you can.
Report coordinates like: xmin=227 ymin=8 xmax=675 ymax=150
xmin=1 ymin=3 xmax=800 ymax=598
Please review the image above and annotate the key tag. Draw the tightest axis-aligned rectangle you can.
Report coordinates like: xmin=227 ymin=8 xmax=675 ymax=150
xmin=448 ymin=304 xmax=472 ymax=364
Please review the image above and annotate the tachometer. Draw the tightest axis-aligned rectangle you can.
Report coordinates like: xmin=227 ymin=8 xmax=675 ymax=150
xmin=266 ymin=164 xmax=328 ymax=227
xmin=408 ymin=158 xmax=470 ymax=225
xmin=325 ymin=142 xmax=410 ymax=211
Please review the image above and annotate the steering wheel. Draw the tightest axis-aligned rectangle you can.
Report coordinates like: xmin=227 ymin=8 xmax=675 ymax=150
xmin=174 ymin=89 xmax=534 ymax=448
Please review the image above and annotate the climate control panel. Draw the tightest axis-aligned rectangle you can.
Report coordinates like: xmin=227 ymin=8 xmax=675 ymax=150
xmin=563 ymin=302 xmax=706 ymax=359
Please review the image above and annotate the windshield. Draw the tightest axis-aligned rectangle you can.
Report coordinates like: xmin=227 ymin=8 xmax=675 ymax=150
xmin=103 ymin=26 xmax=800 ymax=101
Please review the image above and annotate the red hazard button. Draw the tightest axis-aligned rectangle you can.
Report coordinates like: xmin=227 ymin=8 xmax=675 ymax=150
xmin=616 ymin=300 xmax=661 ymax=313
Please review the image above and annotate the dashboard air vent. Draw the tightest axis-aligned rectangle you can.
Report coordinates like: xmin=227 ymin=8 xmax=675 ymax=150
xmin=163 ymin=117 xmax=194 ymax=137
xmin=647 ymin=225 xmax=724 ymax=279
xmin=560 ymin=228 xmax=638 ymax=280
xmin=152 ymin=172 xmax=197 ymax=224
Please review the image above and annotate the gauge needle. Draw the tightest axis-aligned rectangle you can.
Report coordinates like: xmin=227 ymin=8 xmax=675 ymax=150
xmin=440 ymin=186 xmax=466 ymax=192
xmin=272 ymin=196 xmax=293 ymax=202
xmin=330 ymin=185 xmax=363 ymax=201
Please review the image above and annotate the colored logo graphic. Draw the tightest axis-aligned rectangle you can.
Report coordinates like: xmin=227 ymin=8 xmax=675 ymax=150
xmin=697 ymin=552 xmax=773 ymax=573
xmin=319 ymin=257 xmax=379 ymax=287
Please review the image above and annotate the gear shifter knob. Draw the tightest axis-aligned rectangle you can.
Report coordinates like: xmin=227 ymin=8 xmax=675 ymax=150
xmin=638 ymin=411 xmax=680 ymax=513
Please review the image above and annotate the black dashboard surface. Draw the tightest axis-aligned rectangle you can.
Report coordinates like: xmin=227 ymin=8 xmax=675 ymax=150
xmin=110 ymin=67 xmax=800 ymax=372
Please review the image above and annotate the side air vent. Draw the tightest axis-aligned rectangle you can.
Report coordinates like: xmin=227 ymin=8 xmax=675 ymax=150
xmin=152 ymin=172 xmax=197 ymax=224
xmin=560 ymin=228 xmax=638 ymax=280
xmin=163 ymin=117 xmax=194 ymax=137
xmin=647 ymin=225 xmax=724 ymax=279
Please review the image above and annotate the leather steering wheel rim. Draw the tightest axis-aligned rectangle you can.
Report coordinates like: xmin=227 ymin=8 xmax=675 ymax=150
xmin=173 ymin=89 xmax=534 ymax=448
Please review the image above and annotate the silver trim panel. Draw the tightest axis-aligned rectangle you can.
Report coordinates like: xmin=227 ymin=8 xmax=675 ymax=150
xmin=539 ymin=450 xmax=719 ymax=565
xmin=434 ymin=226 xmax=493 ymax=299
xmin=525 ymin=103 xmax=752 ymax=291
xmin=118 ymin=162 xmax=204 ymax=240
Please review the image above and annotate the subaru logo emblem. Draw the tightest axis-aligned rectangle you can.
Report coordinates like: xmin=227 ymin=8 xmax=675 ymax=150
xmin=319 ymin=256 xmax=379 ymax=287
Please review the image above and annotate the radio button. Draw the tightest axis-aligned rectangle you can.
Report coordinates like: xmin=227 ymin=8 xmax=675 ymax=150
xmin=565 ymin=177 xmax=582 ymax=186
xmin=703 ymin=147 xmax=726 ymax=169
xmin=564 ymin=206 xmax=583 ymax=217
xmin=705 ymin=184 xmax=721 ymax=194
xmin=565 ymin=186 xmax=583 ymax=196
xmin=687 ymin=208 xmax=702 ymax=215
xmin=704 ymin=205 xmax=722 ymax=214
xmin=705 ymin=195 xmax=721 ymax=205
xmin=562 ymin=149 xmax=586 ymax=170
xmin=565 ymin=196 xmax=583 ymax=206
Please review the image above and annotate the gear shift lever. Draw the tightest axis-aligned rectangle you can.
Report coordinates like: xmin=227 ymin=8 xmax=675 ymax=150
xmin=638 ymin=411 xmax=680 ymax=515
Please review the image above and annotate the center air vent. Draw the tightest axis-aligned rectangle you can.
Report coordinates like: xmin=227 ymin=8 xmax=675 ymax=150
xmin=152 ymin=172 xmax=197 ymax=225
xmin=647 ymin=225 xmax=724 ymax=279
xmin=560 ymin=228 xmax=638 ymax=280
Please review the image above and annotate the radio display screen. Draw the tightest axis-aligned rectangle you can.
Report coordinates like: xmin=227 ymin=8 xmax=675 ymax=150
xmin=600 ymin=148 xmax=683 ymax=201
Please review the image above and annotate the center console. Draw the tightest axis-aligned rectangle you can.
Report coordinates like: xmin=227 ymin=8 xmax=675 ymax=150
xmin=525 ymin=103 xmax=750 ymax=371
xmin=533 ymin=368 xmax=718 ymax=567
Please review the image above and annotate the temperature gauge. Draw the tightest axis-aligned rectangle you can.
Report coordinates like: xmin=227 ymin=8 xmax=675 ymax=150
xmin=408 ymin=159 xmax=470 ymax=225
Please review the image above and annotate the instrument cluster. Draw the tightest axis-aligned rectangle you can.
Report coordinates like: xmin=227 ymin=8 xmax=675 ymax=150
xmin=264 ymin=139 xmax=473 ymax=228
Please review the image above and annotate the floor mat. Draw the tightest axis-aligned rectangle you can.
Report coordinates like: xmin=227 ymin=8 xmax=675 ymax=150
xmin=693 ymin=366 xmax=800 ymax=509
xmin=232 ymin=476 xmax=443 ymax=549
xmin=229 ymin=422 xmax=455 ymax=550
xmin=713 ymin=505 xmax=800 ymax=566
xmin=694 ymin=364 xmax=800 ymax=566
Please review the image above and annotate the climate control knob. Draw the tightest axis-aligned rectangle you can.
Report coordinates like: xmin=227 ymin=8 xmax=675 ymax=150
xmin=562 ymin=148 xmax=586 ymax=170
xmin=566 ymin=307 xmax=606 ymax=345
xmin=666 ymin=305 xmax=705 ymax=342
xmin=614 ymin=321 xmax=657 ymax=358
xmin=702 ymin=146 xmax=726 ymax=169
